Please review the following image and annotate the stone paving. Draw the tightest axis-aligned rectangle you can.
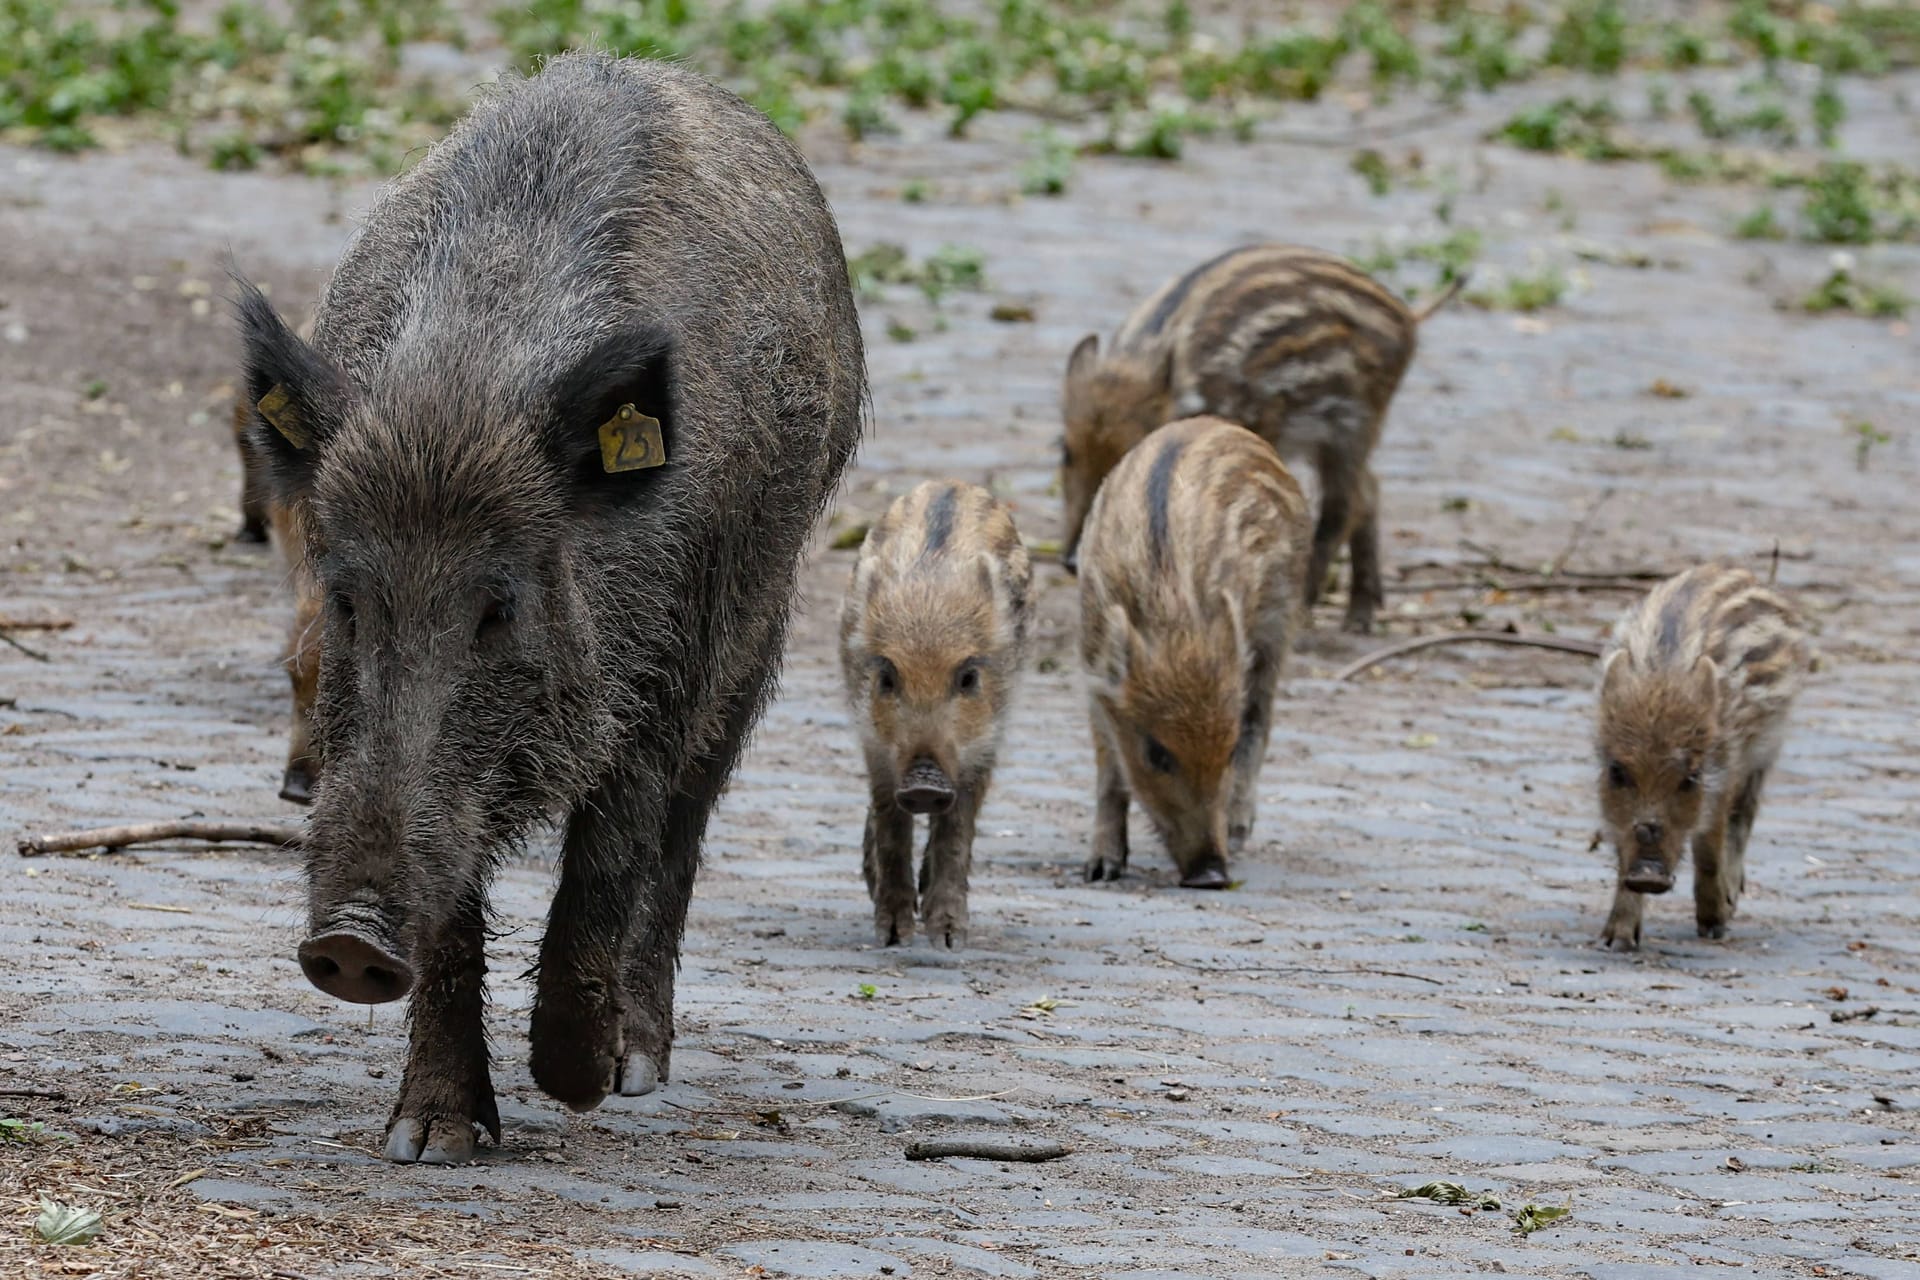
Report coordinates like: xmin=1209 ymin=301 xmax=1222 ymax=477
xmin=3 ymin=57 xmax=1919 ymax=1280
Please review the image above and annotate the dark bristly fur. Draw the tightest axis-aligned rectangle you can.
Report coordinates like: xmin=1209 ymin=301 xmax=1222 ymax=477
xmin=1061 ymin=243 xmax=1447 ymax=633
xmin=1595 ymin=563 xmax=1813 ymax=950
xmin=1077 ymin=417 xmax=1309 ymax=888
xmin=840 ymin=481 xmax=1031 ymax=950
xmin=233 ymin=53 xmax=865 ymax=1164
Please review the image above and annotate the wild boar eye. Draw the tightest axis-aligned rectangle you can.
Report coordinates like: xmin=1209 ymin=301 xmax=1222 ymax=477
xmin=953 ymin=660 xmax=981 ymax=696
xmin=329 ymin=592 xmax=357 ymax=641
xmin=1144 ymin=736 xmax=1176 ymax=775
xmin=1678 ymin=769 xmax=1699 ymax=793
xmin=874 ymin=660 xmax=899 ymax=696
xmin=1608 ymin=760 xmax=1630 ymax=789
xmin=477 ymin=596 xmax=515 ymax=644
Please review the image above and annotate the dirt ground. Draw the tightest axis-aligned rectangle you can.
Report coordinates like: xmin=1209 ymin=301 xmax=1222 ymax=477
xmin=3 ymin=47 xmax=1919 ymax=1280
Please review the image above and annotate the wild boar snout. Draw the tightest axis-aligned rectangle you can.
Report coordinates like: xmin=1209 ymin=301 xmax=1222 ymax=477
xmin=896 ymin=757 xmax=956 ymax=814
xmin=299 ymin=904 xmax=414 ymax=1004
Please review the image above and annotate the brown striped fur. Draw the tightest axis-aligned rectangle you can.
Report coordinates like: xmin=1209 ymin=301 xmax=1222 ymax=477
xmin=1062 ymin=243 xmax=1436 ymax=633
xmin=232 ymin=394 xmax=323 ymax=804
xmin=1077 ymin=417 xmax=1309 ymax=887
xmin=840 ymin=480 xmax=1032 ymax=948
xmin=1595 ymin=563 xmax=1813 ymax=949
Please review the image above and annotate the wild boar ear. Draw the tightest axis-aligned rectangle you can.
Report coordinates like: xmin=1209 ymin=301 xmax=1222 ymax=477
xmin=1219 ymin=589 xmax=1250 ymax=671
xmin=546 ymin=321 xmax=676 ymax=502
xmin=234 ymin=277 xmax=352 ymax=499
xmin=1065 ymin=334 xmax=1100 ymax=390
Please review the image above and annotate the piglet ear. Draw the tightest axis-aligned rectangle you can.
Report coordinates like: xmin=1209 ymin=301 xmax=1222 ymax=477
xmin=1689 ymin=655 xmax=1721 ymax=722
xmin=1599 ymin=647 xmax=1632 ymax=700
xmin=546 ymin=322 xmax=676 ymax=504
xmin=233 ymin=276 xmax=352 ymax=501
xmin=1064 ymin=333 xmax=1100 ymax=392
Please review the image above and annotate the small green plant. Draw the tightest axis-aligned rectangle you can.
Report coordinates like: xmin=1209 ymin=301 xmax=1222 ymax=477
xmin=1735 ymin=206 xmax=1785 ymax=240
xmin=1497 ymin=98 xmax=1627 ymax=161
xmin=1351 ymin=148 xmax=1392 ymax=196
xmin=841 ymin=87 xmax=895 ymax=141
xmin=1546 ymin=0 xmax=1627 ymax=75
xmin=1020 ymin=129 xmax=1075 ymax=196
xmin=1471 ymin=266 xmax=1567 ymax=312
xmin=899 ymin=178 xmax=928 ymax=204
xmin=855 ymin=983 xmax=877 ymax=999
xmin=1851 ymin=420 xmax=1892 ymax=471
xmin=1802 ymin=256 xmax=1908 ymax=317
xmin=1802 ymin=162 xmax=1878 ymax=244
xmin=1812 ymin=78 xmax=1844 ymax=148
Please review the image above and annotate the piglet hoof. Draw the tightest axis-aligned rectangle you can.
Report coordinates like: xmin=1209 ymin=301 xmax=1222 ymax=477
xmin=1084 ymin=853 xmax=1125 ymax=883
xmin=1340 ymin=607 xmax=1375 ymax=636
xmin=616 ymin=1053 xmax=661 ymax=1097
xmin=1697 ymin=921 xmax=1730 ymax=941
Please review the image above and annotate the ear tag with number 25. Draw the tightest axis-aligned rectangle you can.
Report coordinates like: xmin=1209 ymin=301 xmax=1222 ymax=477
xmin=597 ymin=403 xmax=665 ymax=474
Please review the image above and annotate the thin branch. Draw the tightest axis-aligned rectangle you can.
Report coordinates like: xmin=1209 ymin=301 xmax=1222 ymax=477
xmin=0 ymin=1084 xmax=67 ymax=1099
xmin=1547 ymin=487 xmax=1616 ymax=577
xmin=906 ymin=1138 xmax=1070 ymax=1162
xmin=0 ymin=618 xmax=72 ymax=631
xmin=1334 ymin=631 xmax=1604 ymax=682
xmin=18 ymin=821 xmax=303 ymax=858
xmin=0 ymin=631 xmax=50 ymax=662
xmin=1153 ymin=952 xmax=1444 ymax=986
xmin=1385 ymin=577 xmax=1652 ymax=595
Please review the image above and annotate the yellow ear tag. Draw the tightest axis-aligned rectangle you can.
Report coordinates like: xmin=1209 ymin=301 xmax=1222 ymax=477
xmin=257 ymin=383 xmax=309 ymax=449
xmin=597 ymin=403 xmax=665 ymax=474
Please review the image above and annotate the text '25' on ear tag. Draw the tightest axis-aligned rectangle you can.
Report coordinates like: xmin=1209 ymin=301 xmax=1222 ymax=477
xmin=597 ymin=403 xmax=666 ymax=474
xmin=257 ymin=384 xmax=310 ymax=449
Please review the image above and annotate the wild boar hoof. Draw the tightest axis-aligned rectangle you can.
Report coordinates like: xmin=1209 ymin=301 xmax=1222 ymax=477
xmin=1179 ymin=863 xmax=1230 ymax=890
xmin=1340 ymin=609 xmax=1374 ymax=635
xmin=616 ymin=1053 xmax=660 ymax=1097
xmin=384 ymin=1115 xmax=477 ymax=1165
xmin=874 ymin=901 xmax=916 ymax=947
xmin=1697 ymin=921 xmax=1730 ymax=940
xmin=921 ymin=895 xmax=968 ymax=950
xmin=278 ymin=762 xmax=316 ymax=806
xmin=529 ymin=997 xmax=621 ymax=1113
xmin=1084 ymin=855 xmax=1124 ymax=883
xmin=1599 ymin=924 xmax=1641 ymax=951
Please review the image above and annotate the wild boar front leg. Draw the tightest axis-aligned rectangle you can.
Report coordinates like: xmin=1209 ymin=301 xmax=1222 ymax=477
xmin=864 ymin=794 xmax=917 ymax=947
xmin=1228 ymin=647 xmax=1282 ymax=855
xmin=613 ymin=687 xmax=762 ymax=1096
xmin=1693 ymin=788 xmax=1741 ymax=940
xmin=920 ymin=780 xmax=983 ymax=950
xmin=529 ymin=768 xmax=664 ymax=1113
xmin=1724 ymin=767 xmax=1767 ymax=905
xmin=384 ymin=893 xmax=498 ymax=1164
xmin=1344 ymin=466 xmax=1384 ymax=634
xmin=1600 ymin=882 xmax=1645 ymax=951
xmin=1085 ymin=732 xmax=1131 ymax=882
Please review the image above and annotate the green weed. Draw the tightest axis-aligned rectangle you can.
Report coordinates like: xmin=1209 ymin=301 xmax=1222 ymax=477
xmin=1803 ymin=256 xmax=1907 ymax=317
xmin=1020 ymin=129 xmax=1074 ymax=196
xmin=1546 ymin=0 xmax=1628 ymax=75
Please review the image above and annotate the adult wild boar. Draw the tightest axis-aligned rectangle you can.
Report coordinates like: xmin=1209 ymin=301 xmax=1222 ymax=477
xmin=234 ymin=53 xmax=865 ymax=1163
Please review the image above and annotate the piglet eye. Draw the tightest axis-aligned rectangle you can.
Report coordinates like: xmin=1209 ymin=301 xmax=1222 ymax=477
xmin=953 ymin=661 xmax=982 ymax=696
xmin=1608 ymin=761 xmax=1630 ymax=789
xmin=875 ymin=660 xmax=899 ymax=696
xmin=1145 ymin=736 xmax=1176 ymax=775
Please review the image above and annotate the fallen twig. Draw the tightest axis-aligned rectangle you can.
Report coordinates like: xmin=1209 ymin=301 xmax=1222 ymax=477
xmin=1456 ymin=541 xmax=1669 ymax=582
xmin=1547 ymin=488 xmax=1616 ymax=578
xmin=1154 ymin=953 xmax=1444 ymax=986
xmin=0 ymin=631 xmax=50 ymax=662
xmin=1334 ymin=631 xmax=1605 ymax=682
xmin=905 ymin=1137 xmax=1070 ymax=1162
xmin=1386 ymin=577 xmax=1653 ymax=595
xmin=0 ymin=1084 xmax=67 ymax=1099
xmin=17 ymin=821 xmax=303 ymax=858
xmin=0 ymin=618 xmax=73 ymax=631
